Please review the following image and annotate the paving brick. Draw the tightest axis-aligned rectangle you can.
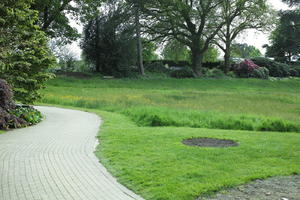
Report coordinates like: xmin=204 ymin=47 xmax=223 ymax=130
xmin=0 ymin=107 xmax=143 ymax=200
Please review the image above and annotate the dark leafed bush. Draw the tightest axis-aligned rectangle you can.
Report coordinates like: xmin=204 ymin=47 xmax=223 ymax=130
xmin=0 ymin=79 xmax=42 ymax=130
xmin=204 ymin=68 xmax=227 ymax=78
xmin=0 ymin=79 xmax=14 ymax=110
xmin=251 ymin=57 xmax=292 ymax=77
xmin=251 ymin=67 xmax=270 ymax=79
xmin=148 ymin=60 xmax=191 ymax=67
xmin=170 ymin=67 xmax=194 ymax=78
xmin=144 ymin=61 xmax=170 ymax=73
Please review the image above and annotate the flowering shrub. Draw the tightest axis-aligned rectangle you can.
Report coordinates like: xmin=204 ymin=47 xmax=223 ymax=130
xmin=235 ymin=59 xmax=260 ymax=78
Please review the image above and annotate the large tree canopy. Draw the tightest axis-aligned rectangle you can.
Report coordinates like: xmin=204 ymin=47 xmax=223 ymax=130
xmin=231 ymin=43 xmax=262 ymax=58
xmin=142 ymin=0 xmax=225 ymax=77
xmin=0 ymin=0 xmax=55 ymax=103
xmin=215 ymin=0 xmax=273 ymax=72
xmin=31 ymin=0 xmax=103 ymax=43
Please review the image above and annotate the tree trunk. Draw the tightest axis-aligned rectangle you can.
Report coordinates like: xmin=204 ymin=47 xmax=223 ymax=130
xmin=135 ymin=5 xmax=145 ymax=76
xmin=224 ymin=41 xmax=231 ymax=73
xmin=191 ymin=47 xmax=203 ymax=77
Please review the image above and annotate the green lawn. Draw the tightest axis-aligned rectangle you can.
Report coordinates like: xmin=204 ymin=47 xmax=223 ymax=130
xmin=40 ymin=77 xmax=300 ymax=200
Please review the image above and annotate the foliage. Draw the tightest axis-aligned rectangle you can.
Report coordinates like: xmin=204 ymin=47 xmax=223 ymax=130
xmin=0 ymin=79 xmax=14 ymax=110
xmin=81 ymin=5 xmax=137 ymax=77
xmin=203 ymin=46 xmax=220 ymax=62
xmin=0 ymin=79 xmax=42 ymax=129
xmin=162 ymin=40 xmax=219 ymax=64
xmin=251 ymin=67 xmax=270 ymax=79
xmin=142 ymin=0 xmax=226 ymax=76
xmin=144 ymin=62 xmax=169 ymax=73
xmin=282 ymin=0 xmax=300 ymax=6
xmin=251 ymin=57 xmax=293 ymax=77
xmin=204 ymin=68 xmax=227 ymax=78
xmin=142 ymin=39 xmax=159 ymax=61
xmin=31 ymin=0 xmax=102 ymax=43
xmin=231 ymin=43 xmax=262 ymax=58
xmin=170 ymin=67 xmax=194 ymax=79
xmin=215 ymin=0 xmax=274 ymax=72
xmin=10 ymin=106 xmax=43 ymax=125
xmin=0 ymin=0 xmax=55 ymax=104
xmin=162 ymin=40 xmax=191 ymax=63
xmin=235 ymin=59 xmax=259 ymax=78
xmin=266 ymin=9 xmax=300 ymax=62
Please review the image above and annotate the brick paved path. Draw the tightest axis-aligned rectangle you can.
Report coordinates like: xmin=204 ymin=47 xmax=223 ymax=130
xmin=0 ymin=106 xmax=143 ymax=200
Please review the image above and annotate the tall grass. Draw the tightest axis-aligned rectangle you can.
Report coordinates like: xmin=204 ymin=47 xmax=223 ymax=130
xmin=122 ymin=106 xmax=300 ymax=132
xmin=41 ymin=76 xmax=300 ymax=132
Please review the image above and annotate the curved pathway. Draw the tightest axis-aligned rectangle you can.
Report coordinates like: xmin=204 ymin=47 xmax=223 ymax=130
xmin=0 ymin=106 xmax=143 ymax=200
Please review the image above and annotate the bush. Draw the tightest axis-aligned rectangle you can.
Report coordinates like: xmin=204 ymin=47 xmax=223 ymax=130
xmin=149 ymin=60 xmax=191 ymax=67
xmin=227 ymin=71 xmax=237 ymax=78
xmin=235 ymin=59 xmax=259 ymax=78
xmin=251 ymin=67 xmax=270 ymax=79
xmin=251 ymin=57 xmax=291 ymax=77
xmin=0 ymin=79 xmax=14 ymax=110
xmin=0 ymin=79 xmax=42 ymax=129
xmin=204 ymin=68 xmax=227 ymax=78
xmin=144 ymin=61 xmax=170 ymax=73
xmin=10 ymin=106 xmax=43 ymax=125
xmin=170 ymin=67 xmax=194 ymax=78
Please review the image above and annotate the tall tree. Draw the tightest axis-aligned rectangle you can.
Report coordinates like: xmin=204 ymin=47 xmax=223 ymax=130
xmin=134 ymin=1 xmax=145 ymax=75
xmin=81 ymin=4 xmax=137 ymax=77
xmin=0 ymin=0 xmax=55 ymax=103
xmin=142 ymin=0 xmax=225 ymax=77
xmin=215 ymin=0 xmax=274 ymax=72
xmin=266 ymin=10 xmax=300 ymax=62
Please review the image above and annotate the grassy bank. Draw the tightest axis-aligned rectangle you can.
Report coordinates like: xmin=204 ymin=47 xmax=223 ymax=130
xmin=40 ymin=77 xmax=300 ymax=199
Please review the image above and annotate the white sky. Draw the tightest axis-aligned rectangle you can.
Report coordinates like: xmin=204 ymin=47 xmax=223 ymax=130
xmin=67 ymin=0 xmax=291 ymax=59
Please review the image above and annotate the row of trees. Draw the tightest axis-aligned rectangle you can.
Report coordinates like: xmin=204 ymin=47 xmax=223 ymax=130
xmin=0 ymin=0 xmax=295 ymax=103
xmin=80 ymin=0 xmax=274 ymax=77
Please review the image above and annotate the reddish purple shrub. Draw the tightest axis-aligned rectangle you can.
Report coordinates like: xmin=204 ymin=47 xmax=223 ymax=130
xmin=235 ymin=59 xmax=260 ymax=77
xmin=0 ymin=79 xmax=27 ymax=129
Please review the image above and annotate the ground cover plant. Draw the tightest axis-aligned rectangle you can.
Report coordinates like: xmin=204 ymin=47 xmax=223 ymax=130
xmin=40 ymin=76 xmax=300 ymax=200
xmin=0 ymin=79 xmax=43 ymax=130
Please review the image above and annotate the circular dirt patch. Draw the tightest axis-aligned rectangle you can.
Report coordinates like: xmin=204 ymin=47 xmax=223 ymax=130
xmin=182 ymin=137 xmax=238 ymax=148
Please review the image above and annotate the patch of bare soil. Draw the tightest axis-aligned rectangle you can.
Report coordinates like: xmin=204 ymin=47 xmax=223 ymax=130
xmin=199 ymin=175 xmax=300 ymax=200
xmin=182 ymin=137 xmax=239 ymax=148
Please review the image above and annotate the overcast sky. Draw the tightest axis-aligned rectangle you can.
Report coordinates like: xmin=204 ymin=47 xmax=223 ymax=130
xmin=67 ymin=0 xmax=291 ymax=59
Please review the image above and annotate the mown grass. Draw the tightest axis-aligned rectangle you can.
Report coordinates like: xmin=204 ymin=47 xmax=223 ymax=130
xmin=40 ymin=76 xmax=300 ymax=200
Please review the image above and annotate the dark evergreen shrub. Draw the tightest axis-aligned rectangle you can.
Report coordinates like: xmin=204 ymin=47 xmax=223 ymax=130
xmin=204 ymin=69 xmax=227 ymax=78
xmin=252 ymin=57 xmax=291 ymax=77
xmin=170 ymin=67 xmax=194 ymax=78
xmin=251 ymin=67 xmax=270 ymax=79
xmin=144 ymin=62 xmax=170 ymax=73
